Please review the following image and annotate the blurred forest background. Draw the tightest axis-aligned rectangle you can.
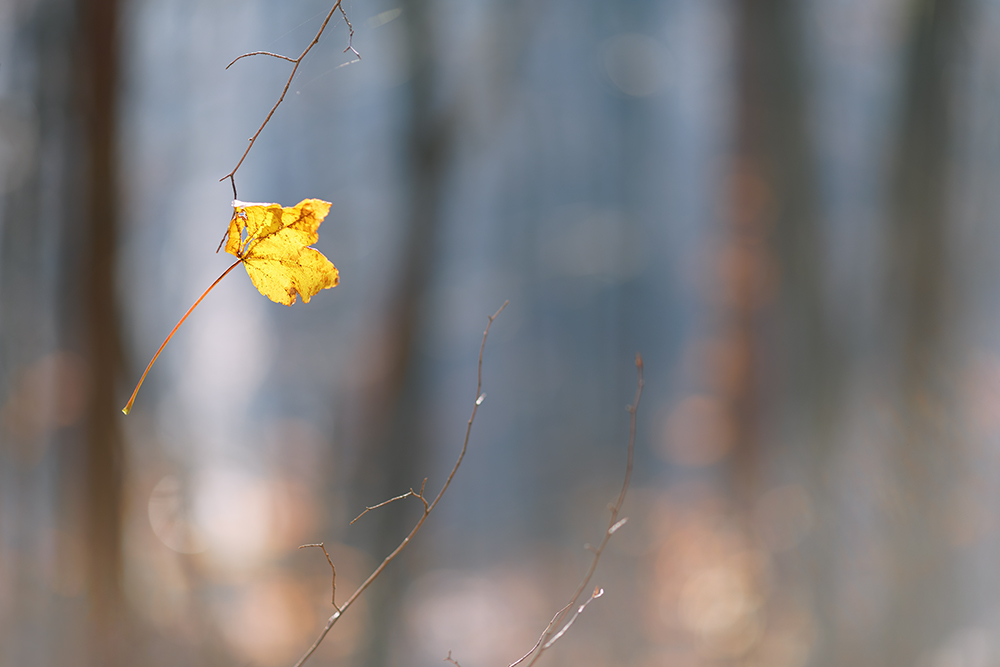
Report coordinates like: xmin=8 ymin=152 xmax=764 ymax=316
xmin=3 ymin=0 xmax=1000 ymax=666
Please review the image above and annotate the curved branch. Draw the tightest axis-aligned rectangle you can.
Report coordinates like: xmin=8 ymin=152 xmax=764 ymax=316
xmin=226 ymin=50 xmax=297 ymax=69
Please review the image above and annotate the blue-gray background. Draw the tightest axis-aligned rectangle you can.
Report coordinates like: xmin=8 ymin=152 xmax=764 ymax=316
xmin=4 ymin=1 xmax=1000 ymax=666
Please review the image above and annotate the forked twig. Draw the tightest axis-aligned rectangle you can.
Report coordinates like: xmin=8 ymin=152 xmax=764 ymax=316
xmin=511 ymin=353 xmax=644 ymax=667
xmin=221 ymin=0 xmax=360 ymax=198
xmin=298 ymin=543 xmax=339 ymax=610
xmin=289 ymin=301 xmax=509 ymax=667
xmin=338 ymin=3 xmax=359 ymax=59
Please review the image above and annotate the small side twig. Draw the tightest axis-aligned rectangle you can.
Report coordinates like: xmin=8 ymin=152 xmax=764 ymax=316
xmin=338 ymin=3 xmax=359 ymax=59
xmin=221 ymin=0 xmax=360 ymax=197
xmin=289 ymin=301 xmax=509 ymax=667
xmin=513 ymin=353 xmax=644 ymax=667
xmin=507 ymin=601 xmax=574 ymax=667
xmin=350 ymin=478 xmax=429 ymax=524
xmin=444 ymin=651 xmax=462 ymax=667
xmin=542 ymin=587 xmax=604 ymax=649
xmin=226 ymin=51 xmax=297 ymax=68
xmin=298 ymin=543 xmax=340 ymax=610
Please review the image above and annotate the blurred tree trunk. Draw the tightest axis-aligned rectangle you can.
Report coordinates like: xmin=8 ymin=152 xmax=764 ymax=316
xmin=0 ymin=0 xmax=77 ymax=661
xmin=729 ymin=1 xmax=843 ymax=664
xmin=349 ymin=0 xmax=453 ymax=664
xmin=881 ymin=1 xmax=965 ymax=664
xmin=727 ymin=0 xmax=835 ymax=512
xmin=77 ymin=0 xmax=125 ymax=658
xmin=0 ymin=0 xmax=125 ymax=663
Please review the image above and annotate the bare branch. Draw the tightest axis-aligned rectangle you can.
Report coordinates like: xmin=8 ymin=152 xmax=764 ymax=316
xmin=519 ymin=353 xmax=644 ymax=667
xmin=289 ymin=301 xmax=509 ymax=667
xmin=444 ymin=651 xmax=462 ymax=667
xmin=298 ymin=543 xmax=339 ymax=610
xmin=221 ymin=0 xmax=359 ymax=196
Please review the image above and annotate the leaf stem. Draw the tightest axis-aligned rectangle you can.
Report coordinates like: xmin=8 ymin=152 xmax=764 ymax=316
xmin=122 ymin=259 xmax=243 ymax=415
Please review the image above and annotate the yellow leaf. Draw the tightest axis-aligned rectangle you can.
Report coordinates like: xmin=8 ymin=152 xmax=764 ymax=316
xmin=122 ymin=197 xmax=340 ymax=415
xmin=226 ymin=198 xmax=340 ymax=305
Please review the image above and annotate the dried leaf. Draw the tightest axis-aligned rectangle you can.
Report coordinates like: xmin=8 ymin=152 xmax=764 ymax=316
xmin=226 ymin=198 xmax=339 ymax=305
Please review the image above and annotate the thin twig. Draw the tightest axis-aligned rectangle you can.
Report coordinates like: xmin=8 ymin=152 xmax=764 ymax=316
xmin=221 ymin=0 xmax=359 ymax=197
xmin=518 ymin=353 xmax=644 ymax=667
xmin=507 ymin=601 xmax=574 ymax=667
xmin=226 ymin=50 xmax=297 ymax=68
xmin=338 ymin=3 xmax=359 ymax=58
xmin=349 ymin=478 xmax=428 ymax=524
xmin=541 ymin=587 xmax=603 ymax=649
xmin=298 ymin=543 xmax=340 ymax=610
xmin=444 ymin=651 xmax=462 ymax=667
xmin=289 ymin=301 xmax=509 ymax=667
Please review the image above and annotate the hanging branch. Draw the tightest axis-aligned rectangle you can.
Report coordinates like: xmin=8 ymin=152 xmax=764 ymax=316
xmin=220 ymin=0 xmax=360 ymax=198
xmin=290 ymin=301 xmax=509 ymax=667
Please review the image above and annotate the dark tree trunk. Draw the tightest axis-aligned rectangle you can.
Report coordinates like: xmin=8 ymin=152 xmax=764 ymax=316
xmin=0 ymin=0 xmax=78 ymax=658
xmin=727 ymin=0 xmax=835 ymax=508
xmin=728 ymin=2 xmax=844 ymax=664
xmin=348 ymin=0 xmax=454 ymax=664
xmin=881 ymin=1 xmax=966 ymax=665
xmin=1 ymin=0 xmax=125 ymax=663
xmin=77 ymin=0 xmax=125 ymax=654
